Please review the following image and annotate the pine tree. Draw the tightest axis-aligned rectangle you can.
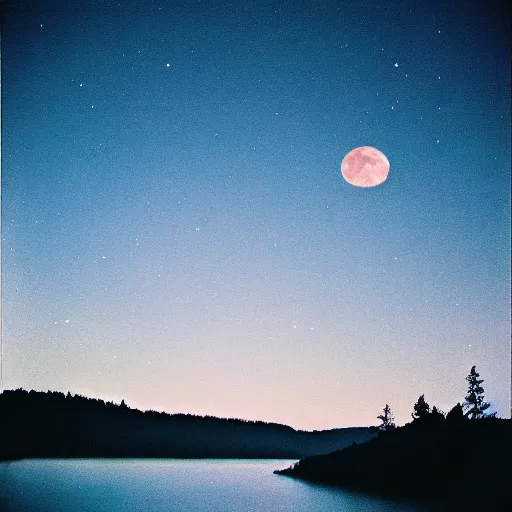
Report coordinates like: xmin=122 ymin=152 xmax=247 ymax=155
xmin=411 ymin=394 xmax=430 ymax=420
xmin=377 ymin=404 xmax=396 ymax=431
xmin=463 ymin=366 xmax=490 ymax=419
xmin=446 ymin=402 xmax=465 ymax=422
xmin=431 ymin=406 xmax=445 ymax=421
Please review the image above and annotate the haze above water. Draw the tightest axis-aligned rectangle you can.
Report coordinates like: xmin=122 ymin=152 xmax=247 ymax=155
xmin=0 ymin=459 xmax=440 ymax=512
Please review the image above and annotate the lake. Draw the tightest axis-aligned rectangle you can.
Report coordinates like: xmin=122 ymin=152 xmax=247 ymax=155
xmin=0 ymin=459 xmax=441 ymax=511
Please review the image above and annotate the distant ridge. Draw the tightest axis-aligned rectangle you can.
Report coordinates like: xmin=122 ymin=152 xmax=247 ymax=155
xmin=0 ymin=389 xmax=376 ymax=461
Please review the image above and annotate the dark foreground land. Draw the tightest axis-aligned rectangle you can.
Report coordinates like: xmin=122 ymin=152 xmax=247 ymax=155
xmin=275 ymin=417 xmax=512 ymax=510
xmin=0 ymin=389 xmax=375 ymax=460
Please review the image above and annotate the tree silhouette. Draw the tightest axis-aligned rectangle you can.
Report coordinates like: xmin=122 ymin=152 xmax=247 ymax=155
xmin=377 ymin=404 xmax=396 ymax=431
xmin=446 ymin=402 xmax=465 ymax=423
xmin=463 ymin=366 xmax=490 ymax=419
xmin=430 ymin=406 xmax=445 ymax=422
xmin=411 ymin=394 xmax=430 ymax=421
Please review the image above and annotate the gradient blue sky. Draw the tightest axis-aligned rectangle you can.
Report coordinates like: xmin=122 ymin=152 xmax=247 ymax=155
xmin=2 ymin=0 xmax=510 ymax=430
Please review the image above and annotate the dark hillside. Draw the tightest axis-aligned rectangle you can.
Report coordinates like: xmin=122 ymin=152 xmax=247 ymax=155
xmin=0 ymin=389 xmax=375 ymax=460
xmin=276 ymin=418 xmax=512 ymax=509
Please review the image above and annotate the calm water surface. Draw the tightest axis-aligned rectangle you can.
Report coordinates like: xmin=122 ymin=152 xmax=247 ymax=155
xmin=0 ymin=459 xmax=439 ymax=511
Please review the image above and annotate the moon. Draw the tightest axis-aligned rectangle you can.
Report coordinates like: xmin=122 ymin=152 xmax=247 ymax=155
xmin=341 ymin=146 xmax=390 ymax=188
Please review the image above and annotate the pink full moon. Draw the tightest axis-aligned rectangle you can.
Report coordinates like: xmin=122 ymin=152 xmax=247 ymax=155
xmin=341 ymin=146 xmax=390 ymax=188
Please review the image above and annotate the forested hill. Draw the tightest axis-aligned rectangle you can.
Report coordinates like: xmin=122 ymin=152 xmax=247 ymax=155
xmin=276 ymin=417 xmax=512 ymax=509
xmin=0 ymin=389 xmax=375 ymax=461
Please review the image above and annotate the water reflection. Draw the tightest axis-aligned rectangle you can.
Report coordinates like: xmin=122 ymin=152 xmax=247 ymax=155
xmin=0 ymin=459 xmax=442 ymax=512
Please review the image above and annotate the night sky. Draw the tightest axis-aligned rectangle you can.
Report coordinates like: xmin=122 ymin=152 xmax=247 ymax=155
xmin=2 ymin=0 xmax=510 ymax=430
